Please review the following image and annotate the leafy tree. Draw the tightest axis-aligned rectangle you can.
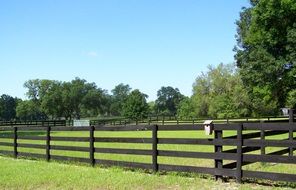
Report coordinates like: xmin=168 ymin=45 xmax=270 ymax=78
xmin=250 ymin=86 xmax=278 ymax=117
xmin=24 ymin=79 xmax=55 ymax=103
xmin=234 ymin=0 xmax=296 ymax=109
xmin=59 ymin=78 xmax=100 ymax=119
xmin=122 ymin=89 xmax=149 ymax=120
xmin=147 ymin=101 xmax=157 ymax=115
xmin=177 ymin=97 xmax=196 ymax=119
xmin=192 ymin=73 xmax=210 ymax=117
xmin=110 ymin=83 xmax=131 ymax=116
xmin=24 ymin=78 xmax=110 ymax=120
xmin=81 ymin=88 xmax=109 ymax=117
xmin=155 ymin=86 xmax=185 ymax=115
xmin=192 ymin=63 xmax=252 ymax=118
xmin=286 ymin=90 xmax=296 ymax=109
xmin=40 ymin=81 xmax=64 ymax=119
xmin=0 ymin=94 xmax=17 ymax=120
xmin=16 ymin=100 xmax=45 ymax=120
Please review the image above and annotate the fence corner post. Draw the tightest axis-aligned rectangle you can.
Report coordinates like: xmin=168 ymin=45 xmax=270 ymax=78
xmin=236 ymin=123 xmax=243 ymax=183
xmin=214 ymin=128 xmax=223 ymax=181
xmin=152 ymin=124 xmax=158 ymax=173
xmin=13 ymin=126 xmax=18 ymax=159
xmin=46 ymin=126 xmax=51 ymax=161
xmin=89 ymin=125 xmax=95 ymax=167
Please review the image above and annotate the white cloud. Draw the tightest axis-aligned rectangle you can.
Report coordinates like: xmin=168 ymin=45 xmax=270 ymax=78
xmin=87 ymin=51 xmax=98 ymax=57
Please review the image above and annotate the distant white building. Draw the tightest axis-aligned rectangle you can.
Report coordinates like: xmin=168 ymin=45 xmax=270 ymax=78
xmin=73 ymin=120 xmax=90 ymax=127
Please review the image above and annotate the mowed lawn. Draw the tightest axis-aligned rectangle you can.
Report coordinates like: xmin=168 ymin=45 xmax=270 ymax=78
xmin=0 ymin=156 xmax=295 ymax=190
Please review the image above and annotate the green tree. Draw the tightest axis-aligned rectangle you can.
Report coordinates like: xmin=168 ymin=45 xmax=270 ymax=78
xmin=24 ymin=78 xmax=110 ymax=120
xmin=235 ymin=0 xmax=296 ymax=109
xmin=155 ymin=86 xmax=185 ymax=115
xmin=147 ymin=101 xmax=156 ymax=115
xmin=192 ymin=63 xmax=252 ymax=118
xmin=192 ymin=73 xmax=210 ymax=117
xmin=59 ymin=78 xmax=99 ymax=119
xmin=16 ymin=100 xmax=44 ymax=120
xmin=122 ymin=89 xmax=149 ymax=120
xmin=40 ymin=81 xmax=64 ymax=119
xmin=177 ymin=97 xmax=196 ymax=119
xmin=81 ymin=88 xmax=109 ymax=117
xmin=250 ymin=86 xmax=278 ymax=117
xmin=286 ymin=90 xmax=296 ymax=109
xmin=110 ymin=83 xmax=131 ymax=116
xmin=0 ymin=94 xmax=18 ymax=120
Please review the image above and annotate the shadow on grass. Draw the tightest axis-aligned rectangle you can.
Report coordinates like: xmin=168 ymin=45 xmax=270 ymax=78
xmin=241 ymin=178 xmax=296 ymax=189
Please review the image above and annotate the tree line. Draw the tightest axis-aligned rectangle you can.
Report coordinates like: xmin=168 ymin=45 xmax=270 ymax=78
xmin=0 ymin=78 xmax=185 ymax=121
xmin=1 ymin=0 xmax=295 ymax=121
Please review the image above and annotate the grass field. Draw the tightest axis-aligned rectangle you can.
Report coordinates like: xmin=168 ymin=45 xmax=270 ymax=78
xmin=1 ymin=127 xmax=296 ymax=189
xmin=0 ymin=155 xmax=295 ymax=190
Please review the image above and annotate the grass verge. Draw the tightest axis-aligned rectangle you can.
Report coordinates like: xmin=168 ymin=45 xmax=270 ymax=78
xmin=0 ymin=156 xmax=296 ymax=190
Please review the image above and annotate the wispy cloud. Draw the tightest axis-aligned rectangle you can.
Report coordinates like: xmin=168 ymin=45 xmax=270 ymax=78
xmin=87 ymin=51 xmax=98 ymax=57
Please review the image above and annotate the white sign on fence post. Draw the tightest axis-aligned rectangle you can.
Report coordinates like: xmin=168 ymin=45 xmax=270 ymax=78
xmin=73 ymin=120 xmax=90 ymax=127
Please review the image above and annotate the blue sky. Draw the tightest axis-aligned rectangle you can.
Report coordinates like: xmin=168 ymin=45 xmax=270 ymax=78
xmin=0 ymin=0 xmax=249 ymax=101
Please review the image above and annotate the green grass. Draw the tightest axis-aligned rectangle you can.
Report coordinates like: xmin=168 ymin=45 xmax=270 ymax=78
xmin=1 ymin=155 xmax=295 ymax=190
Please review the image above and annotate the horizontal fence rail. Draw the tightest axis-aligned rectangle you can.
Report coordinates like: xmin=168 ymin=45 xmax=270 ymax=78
xmin=1 ymin=121 xmax=296 ymax=184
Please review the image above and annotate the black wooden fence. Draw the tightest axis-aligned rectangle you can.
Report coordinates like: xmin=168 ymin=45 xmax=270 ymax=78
xmin=1 ymin=122 xmax=296 ymax=183
xmin=0 ymin=120 xmax=66 ymax=127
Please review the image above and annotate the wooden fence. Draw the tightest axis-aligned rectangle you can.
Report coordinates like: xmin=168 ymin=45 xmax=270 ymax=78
xmin=90 ymin=116 xmax=290 ymax=126
xmin=0 ymin=120 xmax=66 ymax=127
xmin=0 ymin=115 xmax=290 ymax=127
xmin=1 ymin=122 xmax=296 ymax=183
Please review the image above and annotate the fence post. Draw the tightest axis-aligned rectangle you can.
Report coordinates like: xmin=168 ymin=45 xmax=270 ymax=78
xmin=289 ymin=109 xmax=294 ymax=156
xmin=13 ymin=127 xmax=18 ymax=158
xmin=260 ymin=128 xmax=265 ymax=155
xmin=236 ymin=124 xmax=243 ymax=183
xmin=152 ymin=125 xmax=158 ymax=172
xmin=90 ymin=125 xmax=95 ymax=166
xmin=162 ymin=116 xmax=165 ymax=126
xmin=289 ymin=109 xmax=294 ymax=123
xmin=214 ymin=129 xmax=223 ymax=181
xmin=46 ymin=126 xmax=51 ymax=161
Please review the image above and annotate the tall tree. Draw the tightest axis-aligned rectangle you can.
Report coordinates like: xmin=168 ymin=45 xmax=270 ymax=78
xmin=155 ymin=86 xmax=185 ymax=115
xmin=81 ymin=88 xmax=109 ymax=117
xmin=40 ymin=81 xmax=64 ymax=119
xmin=234 ymin=0 xmax=296 ymax=109
xmin=110 ymin=83 xmax=131 ymax=116
xmin=16 ymin=100 xmax=45 ymax=120
xmin=122 ymin=89 xmax=149 ymax=120
xmin=177 ymin=97 xmax=196 ymax=119
xmin=192 ymin=63 xmax=252 ymax=118
xmin=0 ymin=94 xmax=17 ymax=120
